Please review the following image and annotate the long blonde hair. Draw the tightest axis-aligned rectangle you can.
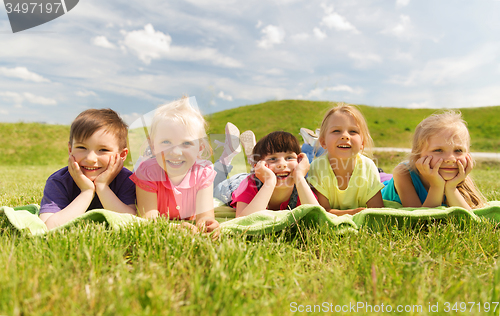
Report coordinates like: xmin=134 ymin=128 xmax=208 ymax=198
xmin=408 ymin=110 xmax=486 ymax=208
xmin=317 ymin=102 xmax=374 ymax=157
xmin=150 ymin=96 xmax=212 ymax=159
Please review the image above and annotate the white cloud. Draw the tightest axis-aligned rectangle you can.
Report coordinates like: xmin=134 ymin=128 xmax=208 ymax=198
xmin=0 ymin=0 xmax=498 ymax=123
xmin=313 ymin=27 xmax=327 ymax=40
xmin=76 ymin=90 xmax=98 ymax=97
xmin=304 ymin=85 xmax=363 ymax=99
xmin=383 ymin=15 xmax=411 ymax=38
xmin=407 ymin=101 xmax=431 ymax=109
xmin=321 ymin=5 xmax=360 ymax=34
xmin=391 ymin=45 xmax=498 ymax=86
xmin=396 ymin=0 xmax=410 ymax=8
xmin=305 ymin=88 xmax=323 ymax=98
xmin=217 ymin=91 xmax=233 ymax=101
xmin=291 ymin=32 xmax=310 ymax=41
xmin=348 ymin=52 xmax=382 ymax=68
xmin=265 ymin=68 xmax=284 ymax=75
xmin=0 ymin=108 xmax=8 ymax=115
xmin=167 ymin=46 xmax=243 ymax=68
xmin=0 ymin=91 xmax=57 ymax=106
xmin=92 ymin=36 xmax=116 ymax=49
xmin=121 ymin=112 xmax=142 ymax=126
xmin=325 ymin=85 xmax=363 ymax=94
xmin=122 ymin=24 xmax=172 ymax=64
xmin=257 ymin=25 xmax=285 ymax=49
xmin=0 ymin=92 xmax=24 ymax=105
xmin=121 ymin=24 xmax=242 ymax=68
xmin=0 ymin=67 xmax=50 ymax=83
xmin=395 ymin=50 xmax=413 ymax=61
xmin=23 ymin=93 xmax=57 ymax=105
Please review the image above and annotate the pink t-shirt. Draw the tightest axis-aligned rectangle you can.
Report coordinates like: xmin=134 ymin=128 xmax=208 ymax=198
xmin=130 ymin=158 xmax=215 ymax=220
xmin=230 ymin=175 xmax=307 ymax=210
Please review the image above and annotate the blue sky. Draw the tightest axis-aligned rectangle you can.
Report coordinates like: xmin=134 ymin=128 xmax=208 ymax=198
xmin=1 ymin=0 xmax=499 ymax=125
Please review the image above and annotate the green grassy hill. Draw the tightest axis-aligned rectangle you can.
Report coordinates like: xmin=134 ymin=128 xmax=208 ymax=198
xmin=1 ymin=100 xmax=499 ymax=166
xmin=0 ymin=122 xmax=69 ymax=166
xmin=206 ymin=100 xmax=500 ymax=152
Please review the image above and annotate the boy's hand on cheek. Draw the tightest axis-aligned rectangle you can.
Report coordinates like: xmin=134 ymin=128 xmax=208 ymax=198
xmin=68 ymin=155 xmax=95 ymax=192
xmin=94 ymin=154 xmax=123 ymax=189
xmin=254 ymin=161 xmax=276 ymax=185
xmin=293 ymin=153 xmax=310 ymax=180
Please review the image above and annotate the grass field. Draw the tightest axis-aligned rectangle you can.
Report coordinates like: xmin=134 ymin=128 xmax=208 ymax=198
xmin=1 ymin=102 xmax=500 ymax=315
xmin=1 ymin=162 xmax=500 ymax=315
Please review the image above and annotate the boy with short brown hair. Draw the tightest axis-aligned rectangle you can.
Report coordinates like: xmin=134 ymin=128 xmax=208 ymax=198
xmin=39 ymin=109 xmax=136 ymax=229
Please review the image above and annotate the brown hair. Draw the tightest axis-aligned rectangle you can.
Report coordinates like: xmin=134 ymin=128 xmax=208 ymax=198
xmin=407 ymin=110 xmax=486 ymax=208
xmin=69 ymin=108 xmax=128 ymax=149
xmin=252 ymin=131 xmax=301 ymax=163
xmin=317 ymin=102 xmax=374 ymax=157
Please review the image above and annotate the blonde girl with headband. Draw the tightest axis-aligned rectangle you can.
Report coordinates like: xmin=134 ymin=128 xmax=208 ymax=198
xmin=130 ymin=97 xmax=219 ymax=232
xmin=308 ymin=103 xmax=384 ymax=216
xmin=382 ymin=111 xmax=486 ymax=210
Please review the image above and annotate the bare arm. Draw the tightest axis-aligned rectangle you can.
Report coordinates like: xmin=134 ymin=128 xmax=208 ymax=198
xmin=314 ymin=188 xmax=330 ymax=211
xmin=235 ymin=181 xmax=276 ymax=217
xmin=416 ymin=156 xmax=446 ymax=208
xmin=444 ymin=155 xmax=473 ymax=210
xmin=94 ymin=153 xmax=136 ymax=215
xmin=195 ymin=184 xmax=219 ymax=232
xmin=293 ymin=153 xmax=319 ymax=206
xmin=40 ymin=155 xmax=95 ymax=230
xmin=366 ymin=191 xmax=384 ymax=208
xmin=445 ymin=187 xmax=471 ymax=210
xmin=40 ymin=190 xmax=94 ymax=229
xmin=136 ymin=186 xmax=160 ymax=219
xmin=236 ymin=161 xmax=277 ymax=217
xmin=393 ymin=164 xmax=423 ymax=207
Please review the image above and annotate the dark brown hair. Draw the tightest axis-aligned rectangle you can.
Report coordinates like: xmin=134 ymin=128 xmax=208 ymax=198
xmin=251 ymin=131 xmax=301 ymax=163
xmin=69 ymin=108 xmax=128 ymax=149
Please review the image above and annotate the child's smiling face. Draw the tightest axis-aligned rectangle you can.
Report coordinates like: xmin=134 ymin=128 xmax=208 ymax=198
xmin=420 ymin=130 xmax=468 ymax=180
xmin=320 ymin=111 xmax=364 ymax=161
xmin=69 ymin=128 xmax=126 ymax=182
xmin=152 ymin=119 xmax=203 ymax=183
xmin=261 ymin=151 xmax=298 ymax=187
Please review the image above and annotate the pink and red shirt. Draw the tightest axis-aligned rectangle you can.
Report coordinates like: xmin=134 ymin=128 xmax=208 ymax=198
xmin=130 ymin=158 xmax=215 ymax=220
xmin=230 ymin=175 xmax=309 ymax=210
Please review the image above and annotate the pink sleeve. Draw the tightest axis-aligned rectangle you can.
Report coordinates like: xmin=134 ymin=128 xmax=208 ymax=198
xmin=230 ymin=176 xmax=258 ymax=208
xmin=195 ymin=162 xmax=216 ymax=190
xmin=129 ymin=158 xmax=162 ymax=193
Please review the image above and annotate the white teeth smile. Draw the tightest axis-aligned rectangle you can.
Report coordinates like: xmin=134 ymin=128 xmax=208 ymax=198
xmin=276 ymin=173 xmax=289 ymax=178
xmin=82 ymin=167 xmax=99 ymax=170
xmin=338 ymin=145 xmax=351 ymax=148
xmin=168 ymin=160 xmax=183 ymax=165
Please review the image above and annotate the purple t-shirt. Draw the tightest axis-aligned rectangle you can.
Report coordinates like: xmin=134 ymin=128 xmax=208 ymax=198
xmin=39 ymin=167 xmax=136 ymax=214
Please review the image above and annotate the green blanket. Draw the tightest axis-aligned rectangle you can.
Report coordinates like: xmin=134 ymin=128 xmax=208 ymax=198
xmin=0 ymin=205 xmax=146 ymax=236
xmin=3 ymin=201 xmax=500 ymax=236
xmin=219 ymin=202 xmax=500 ymax=235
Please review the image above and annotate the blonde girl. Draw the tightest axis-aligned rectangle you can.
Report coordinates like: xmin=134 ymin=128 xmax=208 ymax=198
xmin=308 ymin=103 xmax=384 ymax=216
xmin=382 ymin=111 xmax=486 ymax=210
xmin=130 ymin=97 xmax=218 ymax=232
